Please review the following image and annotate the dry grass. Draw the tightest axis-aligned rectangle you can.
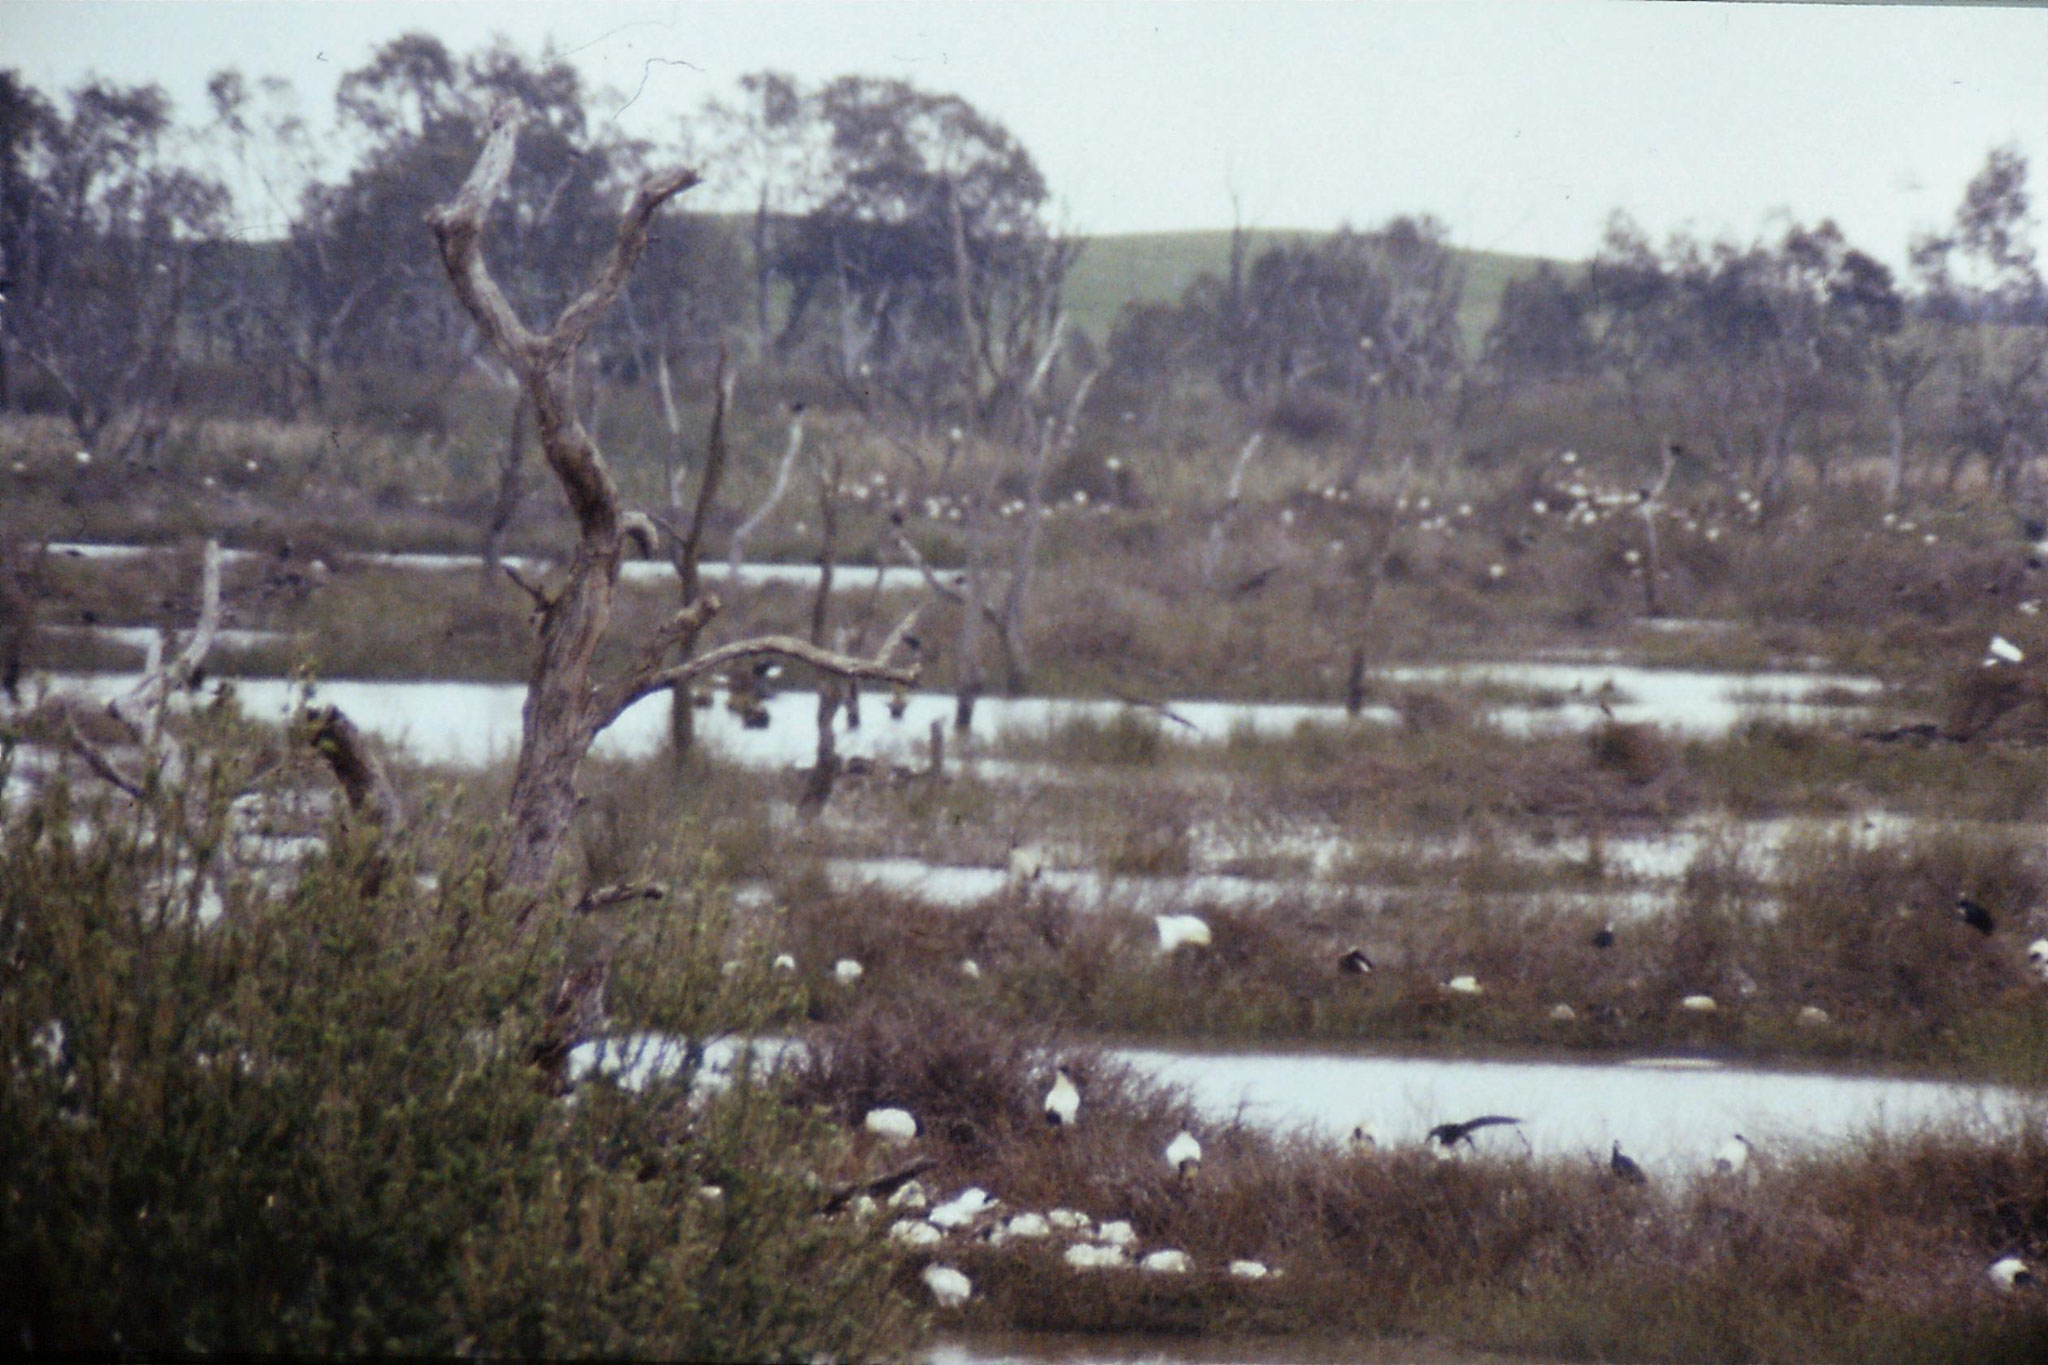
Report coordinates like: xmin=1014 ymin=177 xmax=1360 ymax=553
xmin=780 ymin=995 xmax=2048 ymax=1361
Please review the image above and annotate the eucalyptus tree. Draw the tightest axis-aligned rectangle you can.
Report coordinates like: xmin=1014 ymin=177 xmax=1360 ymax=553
xmin=0 ymin=74 xmax=226 ymax=455
xmin=1910 ymin=145 xmax=2048 ymax=500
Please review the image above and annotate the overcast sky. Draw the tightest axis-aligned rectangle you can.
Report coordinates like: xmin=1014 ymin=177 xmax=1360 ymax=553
xmin=7 ymin=1 xmax=2045 ymax=266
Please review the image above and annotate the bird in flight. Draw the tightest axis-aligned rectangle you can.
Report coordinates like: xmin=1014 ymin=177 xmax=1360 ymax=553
xmin=1426 ymin=1114 xmax=1522 ymax=1150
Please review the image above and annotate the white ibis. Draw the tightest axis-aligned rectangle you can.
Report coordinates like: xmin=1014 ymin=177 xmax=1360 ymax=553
xmin=1003 ymin=1211 xmax=1051 ymax=1239
xmin=1712 ymin=1134 xmax=1755 ymax=1177
xmin=1095 ymin=1219 xmax=1137 ymax=1248
xmin=887 ymin=1180 xmax=929 ymax=1212
xmin=1427 ymin=1115 xmax=1522 ymax=1151
xmin=960 ymin=958 xmax=983 ymax=980
xmin=1046 ymin=1208 xmax=1090 ymax=1231
xmin=929 ymin=1187 xmax=997 ymax=1229
xmin=1228 ymin=1259 xmax=1271 ymax=1279
xmin=1985 ymin=635 xmax=2025 ymax=666
xmin=1989 ymin=1254 xmax=2036 ymax=1291
xmin=834 ymin=958 xmax=865 ymax=985
xmin=1797 ymin=1005 xmax=1831 ymax=1027
xmin=1680 ymin=994 xmax=1718 ymax=1013
xmin=890 ymin=1219 xmax=942 ymax=1247
xmin=1165 ymin=1130 xmax=1203 ymax=1179
xmin=1140 ymin=1249 xmax=1192 ymax=1273
xmin=1548 ymin=1003 xmax=1578 ymax=1022
xmin=1339 ymin=947 xmax=1375 ymax=974
xmin=1044 ymin=1067 xmax=1081 ymax=1127
xmin=1609 ymin=1141 xmax=1647 ymax=1185
xmin=921 ymin=1264 xmax=973 ymax=1307
xmin=772 ymin=952 xmax=797 ymax=973
xmin=1007 ymin=844 xmax=1047 ymax=887
xmin=1064 ymin=1242 xmax=1127 ymax=1270
xmin=1444 ymin=974 xmax=1483 ymax=996
xmin=1956 ymin=895 xmax=1997 ymax=936
xmin=2028 ymin=938 xmax=2048 ymax=981
xmin=1155 ymin=914 xmax=1212 ymax=951
xmin=864 ymin=1107 xmax=919 ymax=1143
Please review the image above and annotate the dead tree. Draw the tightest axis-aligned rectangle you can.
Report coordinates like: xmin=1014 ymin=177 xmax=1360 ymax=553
xmin=432 ymin=108 xmax=917 ymax=1087
xmin=659 ymin=351 xmax=734 ymax=762
xmin=1200 ymin=430 xmax=1265 ymax=590
xmin=1636 ymin=440 xmax=1681 ymax=618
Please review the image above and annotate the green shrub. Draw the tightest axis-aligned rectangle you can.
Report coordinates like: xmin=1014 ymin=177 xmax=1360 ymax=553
xmin=0 ymin=765 xmax=919 ymax=1359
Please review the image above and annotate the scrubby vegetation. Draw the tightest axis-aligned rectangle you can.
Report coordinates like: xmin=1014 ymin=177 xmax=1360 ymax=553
xmin=0 ymin=757 xmax=921 ymax=1359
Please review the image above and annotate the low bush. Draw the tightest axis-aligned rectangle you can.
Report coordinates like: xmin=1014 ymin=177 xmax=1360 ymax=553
xmin=0 ymin=762 xmax=920 ymax=1359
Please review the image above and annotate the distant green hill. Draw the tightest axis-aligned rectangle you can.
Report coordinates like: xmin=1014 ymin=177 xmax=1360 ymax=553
xmin=1064 ymin=228 xmax=1567 ymax=354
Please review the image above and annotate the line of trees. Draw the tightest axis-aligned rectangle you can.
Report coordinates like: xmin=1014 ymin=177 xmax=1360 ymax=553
xmin=1 ymin=32 xmax=2045 ymax=511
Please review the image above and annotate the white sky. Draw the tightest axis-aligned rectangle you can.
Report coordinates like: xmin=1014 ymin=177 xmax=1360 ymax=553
xmin=5 ymin=0 xmax=2045 ymax=266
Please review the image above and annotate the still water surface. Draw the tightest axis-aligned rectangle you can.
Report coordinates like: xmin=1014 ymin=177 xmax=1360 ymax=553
xmin=43 ymin=659 xmax=1876 ymax=771
xmin=587 ymin=1036 xmax=2027 ymax=1182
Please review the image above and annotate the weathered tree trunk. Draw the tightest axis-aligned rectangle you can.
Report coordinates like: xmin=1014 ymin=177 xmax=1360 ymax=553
xmin=1201 ymin=431 xmax=1265 ymax=590
xmin=480 ymin=391 xmax=531 ymax=586
xmin=432 ymin=110 xmax=918 ymax=1088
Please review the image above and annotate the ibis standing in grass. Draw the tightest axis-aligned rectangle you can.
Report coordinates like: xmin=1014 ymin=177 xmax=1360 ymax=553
xmin=1713 ymin=1133 xmax=1755 ymax=1177
xmin=1989 ymin=1253 xmax=2036 ymax=1291
xmin=1044 ymin=1066 xmax=1080 ymax=1127
xmin=1165 ymin=1130 xmax=1203 ymax=1180
xmin=1609 ymin=1141 xmax=1647 ymax=1185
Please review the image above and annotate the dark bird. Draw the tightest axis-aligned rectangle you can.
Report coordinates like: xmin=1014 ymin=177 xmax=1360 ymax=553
xmin=1338 ymin=947 xmax=1375 ymax=975
xmin=1591 ymin=922 xmax=1616 ymax=950
xmin=1426 ymin=1114 xmax=1522 ymax=1150
xmin=1956 ymin=894 xmax=1997 ymax=936
xmin=1609 ymin=1141 xmax=1646 ymax=1185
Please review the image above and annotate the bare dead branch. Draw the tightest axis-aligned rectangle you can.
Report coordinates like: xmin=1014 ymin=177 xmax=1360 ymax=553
xmin=726 ymin=410 xmax=806 ymax=580
xmin=887 ymin=523 xmax=1004 ymax=629
xmin=876 ymin=606 xmax=925 ymax=668
xmin=60 ymin=710 xmax=147 ymax=800
xmin=1201 ymin=431 xmax=1265 ymax=589
xmin=576 ymin=882 xmax=669 ymax=916
xmin=304 ymin=704 xmax=403 ymax=827
xmin=624 ymin=635 xmax=917 ymax=712
xmin=501 ymin=561 xmax=552 ymax=613
xmin=1108 ymin=688 xmax=1201 ymax=733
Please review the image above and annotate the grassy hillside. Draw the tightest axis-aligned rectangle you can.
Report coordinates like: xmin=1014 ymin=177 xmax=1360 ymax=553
xmin=1065 ymin=227 xmax=1565 ymax=354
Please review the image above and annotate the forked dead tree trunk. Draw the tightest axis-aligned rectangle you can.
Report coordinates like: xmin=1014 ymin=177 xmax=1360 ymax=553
xmin=433 ymin=109 xmax=918 ymax=1088
xmin=434 ymin=107 xmax=918 ymax=887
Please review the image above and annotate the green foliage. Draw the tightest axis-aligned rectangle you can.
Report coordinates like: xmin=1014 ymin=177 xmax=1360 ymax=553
xmin=0 ymin=768 xmax=919 ymax=1359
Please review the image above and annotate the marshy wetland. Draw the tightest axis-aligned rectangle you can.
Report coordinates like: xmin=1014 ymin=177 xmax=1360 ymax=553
xmin=6 ymin=12 xmax=2048 ymax=1359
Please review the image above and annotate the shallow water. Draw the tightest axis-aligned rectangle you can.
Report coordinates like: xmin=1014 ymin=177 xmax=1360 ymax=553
xmin=47 ymin=539 xmax=935 ymax=592
xmin=1126 ymin=1045 xmax=2028 ymax=1178
xmin=36 ymin=654 xmax=1880 ymax=772
xmin=573 ymin=1034 xmax=2029 ymax=1180
xmin=924 ymin=1331 xmax=1549 ymax=1365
